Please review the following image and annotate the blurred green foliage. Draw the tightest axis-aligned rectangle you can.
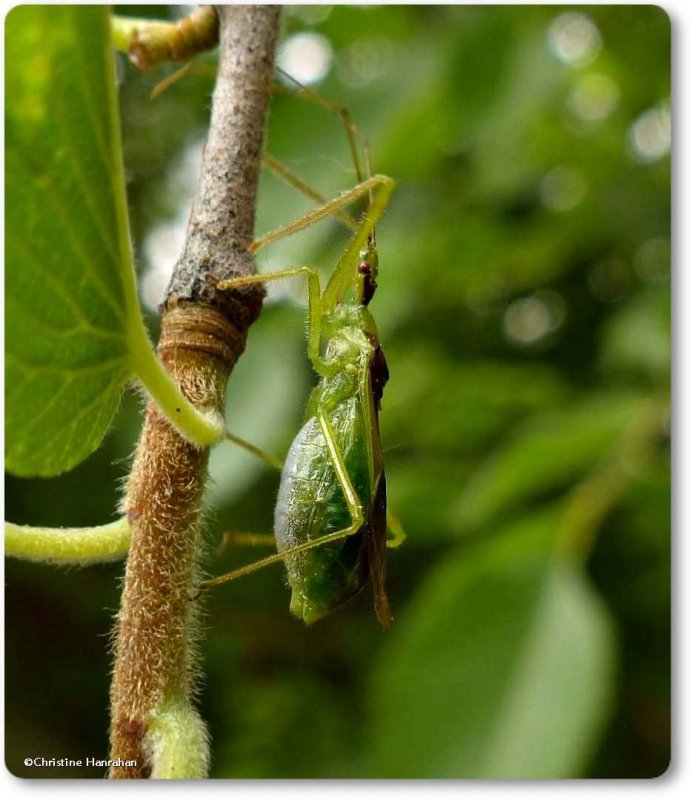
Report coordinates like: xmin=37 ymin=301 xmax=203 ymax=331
xmin=5 ymin=5 xmax=669 ymax=779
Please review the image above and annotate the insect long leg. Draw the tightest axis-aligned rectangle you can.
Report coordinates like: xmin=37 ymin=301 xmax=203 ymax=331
xmin=197 ymin=525 xmax=365 ymax=592
xmin=260 ymin=72 xmax=378 ymax=246
xmin=195 ymin=549 xmax=290 ymax=592
xmin=225 ymin=434 xmax=407 ymax=547
xmin=218 ymin=267 xmax=329 ymax=374
xmin=249 ymin=174 xmax=392 ymax=255
xmin=224 ymin=431 xmax=283 ymax=471
xmin=275 ymin=66 xmax=369 ymax=185
xmin=150 ymin=61 xmax=193 ymax=99
xmin=195 ymin=411 xmax=366 ymax=596
xmin=262 ymin=154 xmax=359 ymax=233
xmin=316 ymin=409 xmax=366 ymax=535
xmin=219 ymin=532 xmax=276 ymax=550
xmin=386 ymin=511 xmax=407 ymax=549
xmin=225 ymin=432 xmax=406 ymax=549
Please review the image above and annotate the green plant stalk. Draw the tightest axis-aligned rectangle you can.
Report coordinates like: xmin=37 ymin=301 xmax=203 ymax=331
xmin=5 ymin=518 xmax=130 ymax=565
xmin=108 ymin=4 xmax=224 ymax=450
xmin=129 ymin=321 xmax=224 ymax=447
xmin=145 ymin=697 xmax=211 ymax=779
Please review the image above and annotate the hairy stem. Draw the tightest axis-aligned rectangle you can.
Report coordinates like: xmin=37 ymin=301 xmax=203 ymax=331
xmin=5 ymin=518 xmax=131 ymax=565
xmin=108 ymin=6 xmax=281 ymax=778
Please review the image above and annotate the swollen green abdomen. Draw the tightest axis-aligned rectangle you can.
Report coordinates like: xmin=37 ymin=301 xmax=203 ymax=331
xmin=274 ymin=397 xmax=371 ymax=623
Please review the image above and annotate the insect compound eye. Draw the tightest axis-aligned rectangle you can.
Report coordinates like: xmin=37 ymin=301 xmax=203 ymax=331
xmin=358 ymin=262 xmax=370 ymax=275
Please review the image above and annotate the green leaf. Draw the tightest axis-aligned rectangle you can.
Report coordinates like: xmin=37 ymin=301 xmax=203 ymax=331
xmin=5 ymin=6 xmax=136 ymax=477
xmin=455 ymin=391 xmax=649 ymax=529
xmin=369 ymin=534 xmax=616 ymax=778
xmin=5 ymin=7 xmax=222 ymax=477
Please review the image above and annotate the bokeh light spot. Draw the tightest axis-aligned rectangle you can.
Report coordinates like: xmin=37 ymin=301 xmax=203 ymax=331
xmin=288 ymin=6 xmax=334 ymax=26
xmin=548 ymin=12 xmax=602 ymax=67
xmin=503 ymin=290 xmax=566 ymax=346
xmin=141 ymin=222 xmax=184 ymax=311
xmin=277 ymin=32 xmax=333 ymax=86
xmin=629 ymin=104 xmax=671 ymax=162
xmin=139 ymin=139 xmax=204 ymax=312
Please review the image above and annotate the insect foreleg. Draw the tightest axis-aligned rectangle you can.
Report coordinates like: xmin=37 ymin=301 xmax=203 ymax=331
xmin=249 ymin=174 xmax=392 ymax=255
xmin=262 ymin=154 xmax=359 ymax=233
xmin=218 ymin=267 xmax=328 ymax=373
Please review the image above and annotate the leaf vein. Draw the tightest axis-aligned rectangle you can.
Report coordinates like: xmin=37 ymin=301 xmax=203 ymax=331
xmin=8 ymin=144 xmax=125 ymax=321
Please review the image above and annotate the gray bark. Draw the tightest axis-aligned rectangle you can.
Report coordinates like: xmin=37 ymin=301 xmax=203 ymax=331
xmin=163 ymin=5 xmax=281 ymax=326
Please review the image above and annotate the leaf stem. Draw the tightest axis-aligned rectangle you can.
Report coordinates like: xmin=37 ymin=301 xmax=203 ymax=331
xmin=5 ymin=517 xmax=131 ymax=565
xmin=129 ymin=325 xmax=224 ymax=447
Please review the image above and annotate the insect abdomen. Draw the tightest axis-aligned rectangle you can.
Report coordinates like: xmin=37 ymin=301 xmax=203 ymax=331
xmin=274 ymin=397 xmax=371 ymax=623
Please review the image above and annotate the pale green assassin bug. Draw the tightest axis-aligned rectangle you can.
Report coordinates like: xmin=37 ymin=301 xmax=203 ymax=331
xmin=198 ymin=170 xmax=398 ymax=627
xmin=112 ymin=13 xmax=404 ymax=624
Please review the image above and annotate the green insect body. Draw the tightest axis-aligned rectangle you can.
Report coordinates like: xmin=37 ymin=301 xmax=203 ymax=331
xmin=275 ymin=304 xmax=390 ymax=624
xmin=200 ymin=174 xmax=396 ymax=626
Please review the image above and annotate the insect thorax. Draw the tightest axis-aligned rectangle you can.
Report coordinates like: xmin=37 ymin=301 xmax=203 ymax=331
xmin=322 ymin=304 xmax=378 ymax=343
xmin=315 ymin=306 xmax=377 ymax=410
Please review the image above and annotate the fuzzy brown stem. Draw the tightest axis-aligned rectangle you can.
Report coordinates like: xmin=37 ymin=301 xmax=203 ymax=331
xmin=109 ymin=6 xmax=281 ymax=778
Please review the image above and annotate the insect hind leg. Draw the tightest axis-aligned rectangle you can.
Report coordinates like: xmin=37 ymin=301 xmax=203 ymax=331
xmin=194 ymin=410 xmax=365 ymax=596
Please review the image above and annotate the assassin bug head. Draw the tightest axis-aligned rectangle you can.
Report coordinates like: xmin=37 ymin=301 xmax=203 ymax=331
xmin=357 ymin=240 xmax=379 ymax=306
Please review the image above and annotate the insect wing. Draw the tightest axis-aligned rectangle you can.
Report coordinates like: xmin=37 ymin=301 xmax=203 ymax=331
xmin=366 ymin=472 xmax=392 ymax=627
xmin=360 ymin=342 xmax=392 ymax=626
